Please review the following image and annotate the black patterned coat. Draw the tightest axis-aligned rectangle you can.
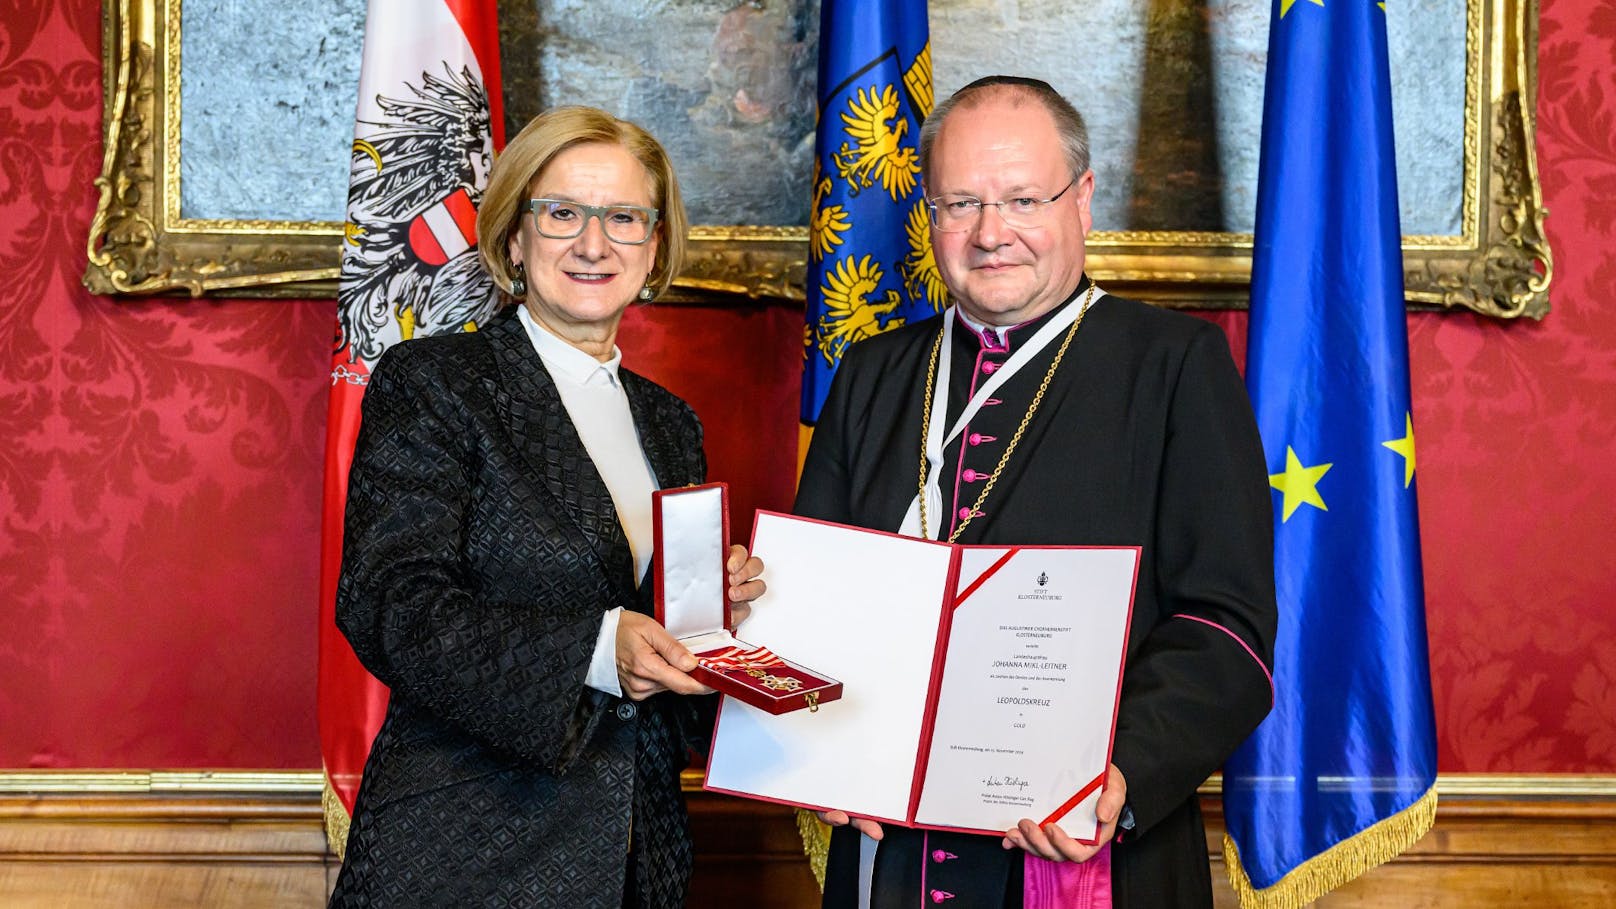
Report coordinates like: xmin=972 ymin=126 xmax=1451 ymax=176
xmin=329 ymin=310 xmax=709 ymax=908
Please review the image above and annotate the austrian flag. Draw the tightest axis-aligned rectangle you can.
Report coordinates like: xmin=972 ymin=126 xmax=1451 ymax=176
xmin=317 ymin=0 xmax=504 ymax=856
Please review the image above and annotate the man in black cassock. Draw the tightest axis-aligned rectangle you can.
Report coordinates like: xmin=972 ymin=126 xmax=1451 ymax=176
xmin=796 ymin=76 xmax=1278 ymax=909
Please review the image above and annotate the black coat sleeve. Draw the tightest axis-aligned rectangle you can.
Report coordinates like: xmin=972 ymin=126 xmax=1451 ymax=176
xmin=794 ymin=343 xmax=863 ymax=523
xmin=1110 ymin=324 xmax=1278 ymax=836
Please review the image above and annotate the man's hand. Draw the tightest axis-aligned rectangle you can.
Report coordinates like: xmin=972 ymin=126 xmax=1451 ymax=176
xmin=815 ymin=809 xmax=885 ymax=841
xmin=725 ymin=543 xmax=766 ymax=629
xmin=615 ymin=611 xmax=711 ymax=700
xmin=1002 ymin=763 xmax=1127 ymax=862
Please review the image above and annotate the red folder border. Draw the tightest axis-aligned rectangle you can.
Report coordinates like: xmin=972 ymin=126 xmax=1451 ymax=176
xmin=704 ymin=511 xmax=1142 ymax=842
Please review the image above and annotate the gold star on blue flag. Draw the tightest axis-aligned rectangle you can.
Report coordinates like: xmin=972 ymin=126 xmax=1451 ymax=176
xmin=1224 ymin=1 xmax=1439 ymax=906
xmin=1268 ymin=446 xmax=1332 ymax=522
xmin=1382 ymin=413 xmax=1417 ymax=487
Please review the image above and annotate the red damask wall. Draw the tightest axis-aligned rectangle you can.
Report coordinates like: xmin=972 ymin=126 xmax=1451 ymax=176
xmin=1 ymin=0 xmax=1612 ymax=771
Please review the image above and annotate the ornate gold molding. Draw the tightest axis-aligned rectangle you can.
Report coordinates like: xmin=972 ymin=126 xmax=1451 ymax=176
xmin=84 ymin=0 xmax=339 ymax=297
xmin=675 ymin=229 xmax=808 ymax=303
xmin=0 ymin=770 xmax=323 ymax=794
xmin=4 ymin=770 xmax=1612 ymax=797
xmin=1195 ymin=773 xmax=1616 ymax=799
xmin=1433 ymin=774 xmax=1616 ymax=798
xmin=84 ymin=0 xmax=1551 ymax=316
xmin=1 ymin=769 xmax=1612 ymax=800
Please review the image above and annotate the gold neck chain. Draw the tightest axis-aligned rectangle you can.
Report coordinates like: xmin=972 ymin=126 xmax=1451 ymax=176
xmin=917 ymin=286 xmax=1096 ymax=542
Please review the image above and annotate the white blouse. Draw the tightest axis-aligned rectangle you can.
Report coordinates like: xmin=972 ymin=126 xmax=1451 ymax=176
xmin=517 ymin=305 xmax=659 ymax=697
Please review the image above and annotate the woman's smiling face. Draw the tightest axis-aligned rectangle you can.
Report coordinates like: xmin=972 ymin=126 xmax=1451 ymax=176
xmin=507 ymin=141 xmax=661 ymax=349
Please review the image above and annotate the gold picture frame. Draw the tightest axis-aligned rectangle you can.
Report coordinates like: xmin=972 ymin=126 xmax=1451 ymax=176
xmin=84 ymin=0 xmax=1551 ymax=318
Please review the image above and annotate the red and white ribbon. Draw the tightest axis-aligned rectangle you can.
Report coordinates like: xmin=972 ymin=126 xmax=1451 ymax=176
xmin=699 ymin=645 xmax=785 ymax=673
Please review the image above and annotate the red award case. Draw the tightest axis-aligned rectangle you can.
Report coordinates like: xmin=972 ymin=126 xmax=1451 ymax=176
xmin=652 ymin=483 xmax=842 ymax=715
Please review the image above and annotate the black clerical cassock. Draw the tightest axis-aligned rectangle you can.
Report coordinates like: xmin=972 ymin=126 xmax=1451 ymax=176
xmin=796 ymin=282 xmax=1278 ymax=909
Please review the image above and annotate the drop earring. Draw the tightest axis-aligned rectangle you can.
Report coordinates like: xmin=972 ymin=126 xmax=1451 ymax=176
xmin=638 ymin=286 xmax=654 ymax=301
xmin=509 ymin=263 xmax=527 ymax=297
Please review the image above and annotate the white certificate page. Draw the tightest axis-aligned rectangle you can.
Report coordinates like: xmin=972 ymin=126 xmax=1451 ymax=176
xmin=912 ymin=546 xmax=1139 ymax=837
xmin=704 ymin=512 xmax=957 ymax=823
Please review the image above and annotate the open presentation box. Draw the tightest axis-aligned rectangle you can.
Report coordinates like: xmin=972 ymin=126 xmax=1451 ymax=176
xmin=653 ymin=483 xmax=842 ymax=715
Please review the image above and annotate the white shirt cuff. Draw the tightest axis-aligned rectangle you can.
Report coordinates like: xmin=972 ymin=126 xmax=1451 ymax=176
xmin=585 ymin=607 xmax=624 ymax=697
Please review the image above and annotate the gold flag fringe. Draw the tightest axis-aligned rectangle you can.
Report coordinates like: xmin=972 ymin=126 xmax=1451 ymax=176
xmin=1224 ymin=785 xmax=1437 ymax=909
xmin=795 ymin=808 xmax=831 ymax=891
xmin=323 ymin=774 xmax=353 ymax=861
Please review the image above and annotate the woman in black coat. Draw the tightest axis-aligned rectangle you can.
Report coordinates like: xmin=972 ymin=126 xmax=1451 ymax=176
xmin=329 ymin=107 xmax=763 ymax=908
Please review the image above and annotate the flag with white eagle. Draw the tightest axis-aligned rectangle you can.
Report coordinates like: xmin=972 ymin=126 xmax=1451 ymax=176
xmin=318 ymin=0 xmax=504 ymax=857
xmin=336 ymin=1 xmax=504 ymax=365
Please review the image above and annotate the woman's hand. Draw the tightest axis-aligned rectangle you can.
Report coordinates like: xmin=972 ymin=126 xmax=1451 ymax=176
xmin=725 ymin=544 xmax=765 ymax=629
xmin=615 ymin=611 xmax=712 ymax=700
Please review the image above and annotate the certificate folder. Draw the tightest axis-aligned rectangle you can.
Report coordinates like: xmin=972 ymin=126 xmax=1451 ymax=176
xmin=652 ymin=484 xmax=842 ymax=715
xmin=703 ymin=511 xmax=1139 ymax=841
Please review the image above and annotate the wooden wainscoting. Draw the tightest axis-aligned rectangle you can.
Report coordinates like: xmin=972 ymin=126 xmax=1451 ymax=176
xmin=0 ymin=773 xmax=335 ymax=907
xmin=1 ymin=773 xmax=1613 ymax=907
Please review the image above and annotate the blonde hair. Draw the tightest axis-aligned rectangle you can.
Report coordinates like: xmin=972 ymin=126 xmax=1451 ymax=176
xmin=476 ymin=106 xmax=688 ymax=302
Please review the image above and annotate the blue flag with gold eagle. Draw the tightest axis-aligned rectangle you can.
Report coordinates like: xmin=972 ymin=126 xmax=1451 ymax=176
xmin=1222 ymin=1 xmax=1439 ymax=906
xmin=802 ymin=0 xmax=938 ymax=425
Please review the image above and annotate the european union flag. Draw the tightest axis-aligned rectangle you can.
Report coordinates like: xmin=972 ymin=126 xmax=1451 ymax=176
xmin=1222 ymin=1 xmax=1439 ymax=906
xmin=802 ymin=0 xmax=937 ymax=425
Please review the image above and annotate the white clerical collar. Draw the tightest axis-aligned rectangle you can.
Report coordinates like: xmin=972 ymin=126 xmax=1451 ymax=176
xmin=952 ymin=286 xmax=1097 ymax=348
xmin=516 ymin=305 xmax=622 ymax=386
xmin=953 ymin=307 xmax=1009 ymax=347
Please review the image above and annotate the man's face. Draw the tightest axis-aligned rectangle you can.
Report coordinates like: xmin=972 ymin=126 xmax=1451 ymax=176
xmin=925 ymin=96 xmax=1094 ymax=327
